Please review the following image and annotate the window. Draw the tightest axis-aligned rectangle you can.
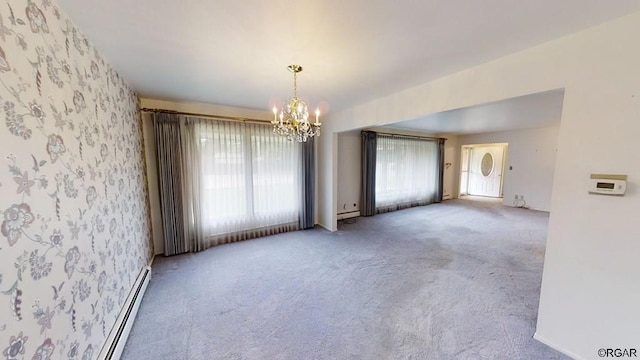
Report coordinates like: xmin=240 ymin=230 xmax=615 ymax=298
xmin=196 ymin=120 xmax=301 ymax=236
xmin=375 ymin=135 xmax=439 ymax=212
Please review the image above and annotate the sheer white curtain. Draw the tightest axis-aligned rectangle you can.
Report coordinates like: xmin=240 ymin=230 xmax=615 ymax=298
xmin=375 ymin=135 xmax=438 ymax=212
xmin=192 ymin=118 xmax=301 ymax=247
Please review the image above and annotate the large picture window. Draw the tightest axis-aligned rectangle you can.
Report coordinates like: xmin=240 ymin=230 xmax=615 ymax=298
xmin=375 ymin=135 xmax=440 ymax=213
xmin=196 ymin=120 xmax=301 ymax=240
xmin=153 ymin=113 xmax=314 ymax=255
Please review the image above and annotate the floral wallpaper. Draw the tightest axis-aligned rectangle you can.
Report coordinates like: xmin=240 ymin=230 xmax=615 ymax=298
xmin=0 ymin=0 xmax=152 ymax=359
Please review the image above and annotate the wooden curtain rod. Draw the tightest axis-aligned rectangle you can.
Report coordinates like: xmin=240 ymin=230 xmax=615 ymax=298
xmin=367 ymin=130 xmax=447 ymax=142
xmin=139 ymin=107 xmax=271 ymax=124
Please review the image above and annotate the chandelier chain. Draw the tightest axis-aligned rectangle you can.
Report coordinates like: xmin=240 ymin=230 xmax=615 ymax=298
xmin=293 ymin=70 xmax=297 ymax=98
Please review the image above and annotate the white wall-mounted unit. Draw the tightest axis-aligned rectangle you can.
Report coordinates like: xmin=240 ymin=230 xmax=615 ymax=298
xmin=588 ymin=174 xmax=627 ymax=196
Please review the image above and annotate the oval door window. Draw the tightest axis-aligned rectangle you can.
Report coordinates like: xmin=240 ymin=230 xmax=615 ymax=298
xmin=481 ymin=152 xmax=494 ymax=177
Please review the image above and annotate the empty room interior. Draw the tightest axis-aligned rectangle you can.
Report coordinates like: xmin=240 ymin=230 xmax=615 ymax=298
xmin=0 ymin=1 xmax=639 ymax=359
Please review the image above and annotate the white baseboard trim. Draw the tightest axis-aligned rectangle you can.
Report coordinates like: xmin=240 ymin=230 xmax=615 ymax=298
xmin=316 ymin=222 xmax=335 ymax=232
xmin=98 ymin=265 xmax=152 ymax=360
xmin=533 ymin=332 xmax=583 ymax=360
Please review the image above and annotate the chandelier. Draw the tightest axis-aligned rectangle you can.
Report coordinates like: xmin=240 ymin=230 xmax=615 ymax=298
xmin=271 ymin=64 xmax=321 ymax=142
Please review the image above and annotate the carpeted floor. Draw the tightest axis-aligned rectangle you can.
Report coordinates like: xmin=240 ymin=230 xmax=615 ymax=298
xmin=122 ymin=199 xmax=568 ymax=360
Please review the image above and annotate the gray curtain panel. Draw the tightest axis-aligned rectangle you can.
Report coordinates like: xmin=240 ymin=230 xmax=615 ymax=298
xmin=435 ymin=138 xmax=446 ymax=203
xmin=300 ymin=137 xmax=315 ymax=229
xmin=360 ymin=131 xmax=377 ymax=217
xmin=181 ymin=118 xmax=205 ymax=252
xmin=153 ymin=113 xmax=189 ymax=256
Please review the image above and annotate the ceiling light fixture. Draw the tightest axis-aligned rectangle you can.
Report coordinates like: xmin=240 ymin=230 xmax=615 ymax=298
xmin=271 ymin=64 xmax=321 ymax=142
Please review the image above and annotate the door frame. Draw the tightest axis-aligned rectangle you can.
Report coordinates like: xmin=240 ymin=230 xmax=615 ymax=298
xmin=459 ymin=143 xmax=508 ymax=198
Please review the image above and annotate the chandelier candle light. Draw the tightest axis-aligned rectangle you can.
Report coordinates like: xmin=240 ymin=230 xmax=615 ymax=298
xmin=271 ymin=64 xmax=321 ymax=142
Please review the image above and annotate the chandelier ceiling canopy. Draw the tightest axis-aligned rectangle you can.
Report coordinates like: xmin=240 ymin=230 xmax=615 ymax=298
xmin=271 ymin=65 xmax=321 ymax=143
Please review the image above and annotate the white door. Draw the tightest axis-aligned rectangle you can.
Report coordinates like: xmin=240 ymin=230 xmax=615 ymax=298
xmin=467 ymin=145 xmax=505 ymax=197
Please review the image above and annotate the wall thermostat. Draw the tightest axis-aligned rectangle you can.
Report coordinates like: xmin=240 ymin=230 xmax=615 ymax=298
xmin=589 ymin=174 xmax=627 ymax=196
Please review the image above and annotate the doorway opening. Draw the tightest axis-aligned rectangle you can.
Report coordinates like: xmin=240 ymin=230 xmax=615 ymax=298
xmin=459 ymin=143 xmax=508 ymax=198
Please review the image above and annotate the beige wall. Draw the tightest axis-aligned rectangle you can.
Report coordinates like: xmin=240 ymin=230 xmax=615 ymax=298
xmin=139 ymin=98 xmax=272 ymax=122
xmin=319 ymin=12 xmax=640 ymax=359
xmin=442 ymin=135 xmax=459 ymax=199
xmin=337 ymin=130 xmax=361 ymax=216
xmin=458 ymin=126 xmax=559 ymax=211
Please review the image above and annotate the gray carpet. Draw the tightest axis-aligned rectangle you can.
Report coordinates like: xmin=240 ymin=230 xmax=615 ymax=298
xmin=122 ymin=199 xmax=568 ymax=360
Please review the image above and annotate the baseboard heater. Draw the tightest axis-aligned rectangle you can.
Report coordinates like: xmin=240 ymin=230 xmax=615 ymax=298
xmin=337 ymin=210 xmax=360 ymax=220
xmin=98 ymin=265 xmax=151 ymax=360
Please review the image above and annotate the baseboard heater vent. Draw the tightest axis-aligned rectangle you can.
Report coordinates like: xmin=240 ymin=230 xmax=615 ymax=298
xmin=98 ymin=265 xmax=151 ymax=360
xmin=337 ymin=210 xmax=360 ymax=220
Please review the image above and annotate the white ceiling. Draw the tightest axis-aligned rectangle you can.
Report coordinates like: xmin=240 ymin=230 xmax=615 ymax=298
xmin=379 ymin=89 xmax=565 ymax=135
xmin=57 ymin=0 xmax=640 ymax=115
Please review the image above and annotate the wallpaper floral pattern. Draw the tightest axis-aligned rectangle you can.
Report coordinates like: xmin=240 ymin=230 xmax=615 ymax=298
xmin=0 ymin=0 xmax=152 ymax=359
